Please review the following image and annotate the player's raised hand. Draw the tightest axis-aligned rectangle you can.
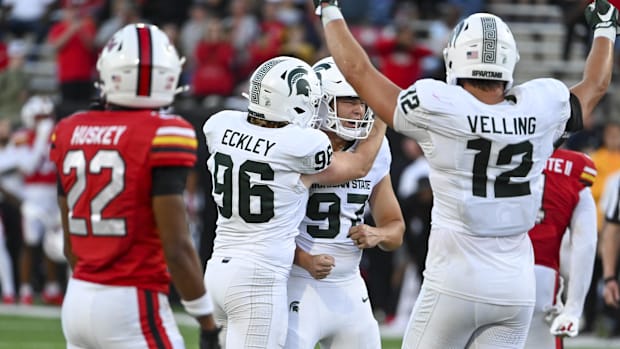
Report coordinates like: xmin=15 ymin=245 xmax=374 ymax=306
xmin=549 ymin=313 xmax=580 ymax=337
xmin=312 ymin=0 xmax=340 ymax=16
xmin=585 ymin=0 xmax=620 ymax=34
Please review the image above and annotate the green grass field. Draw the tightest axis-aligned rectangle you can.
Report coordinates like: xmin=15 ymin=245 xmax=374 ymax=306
xmin=1 ymin=313 xmax=618 ymax=349
xmin=0 ymin=314 xmax=403 ymax=348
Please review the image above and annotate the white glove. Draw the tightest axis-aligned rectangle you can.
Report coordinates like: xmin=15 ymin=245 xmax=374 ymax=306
xmin=550 ymin=313 xmax=580 ymax=337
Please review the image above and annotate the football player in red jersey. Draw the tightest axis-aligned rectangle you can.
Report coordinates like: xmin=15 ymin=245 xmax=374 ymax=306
xmin=524 ymin=148 xmax=598 ymax=348
xmin=6 ymin=95 xmax=63 ymax=305
xmin=50 ymin=23 xmax=220 ymax=349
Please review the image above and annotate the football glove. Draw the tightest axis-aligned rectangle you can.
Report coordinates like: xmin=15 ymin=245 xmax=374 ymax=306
xmin=550 ymin=313 xmax=580 ymax=337
xmin=313 ymin=0 xmax=340 ymax=16
xmin=199 ymin=327 xmax=221 ymax=349
xmin=585 ymin=0 xmax=620 ymax=34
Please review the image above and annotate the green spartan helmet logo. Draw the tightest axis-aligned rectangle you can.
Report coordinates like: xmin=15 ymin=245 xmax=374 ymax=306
xmin=289 ymin=301 xmax=300 ymax=312
xmin=287 ymin=68 xmax=311 ymax=98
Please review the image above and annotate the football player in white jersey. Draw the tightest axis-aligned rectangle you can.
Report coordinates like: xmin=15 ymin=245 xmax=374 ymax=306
xmin=202 ymin=56 xmax=386 ymax=348
xmin=601 ymin=171 xmax=620 ymax=308
xmin=313 ymin=0 xmax=618 ymax=347
xmin=284 ymin=57 xmax=405 ymax=349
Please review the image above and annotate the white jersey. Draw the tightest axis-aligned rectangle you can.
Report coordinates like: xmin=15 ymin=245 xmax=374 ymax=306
xmin=292 ymin=137 xmax=391 ymax=282
xmin=203 ymin=111 xmax=332 ymax=275
xmin=393 ymin=78 xmax=572 ymax=306
xmin=602 ymin=171 xmax=620 ymax=223
xmin=393 ymin=78 xmax=569 ymax=237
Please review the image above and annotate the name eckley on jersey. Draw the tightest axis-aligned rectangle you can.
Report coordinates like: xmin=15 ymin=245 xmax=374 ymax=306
xmin=220 ymin=128 xmax=276 ymax=156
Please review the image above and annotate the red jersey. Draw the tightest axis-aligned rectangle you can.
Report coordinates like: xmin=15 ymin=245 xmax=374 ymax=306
xmin=47 ymin=18 xmax=96 ymax=82
xmin=50 ymin=110 xmax=197 ymax=293
xmin=528 ymin=149 xmax=597 ymax=270
xmin=12 ymin=128 xmax=56 ymax=185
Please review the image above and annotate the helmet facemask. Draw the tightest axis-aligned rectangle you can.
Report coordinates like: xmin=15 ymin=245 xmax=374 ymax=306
xmin=321 ymin=95 xmax=374 ymax=141
xmin=313 ymin=56 xmax=375 ymax=141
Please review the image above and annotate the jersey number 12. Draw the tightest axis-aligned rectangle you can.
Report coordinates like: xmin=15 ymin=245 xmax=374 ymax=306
xmin=467 ymin=138 xmax=533 ymax=198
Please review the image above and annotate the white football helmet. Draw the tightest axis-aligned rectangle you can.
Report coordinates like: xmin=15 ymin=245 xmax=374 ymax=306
xmin=246 ymin=56 xmax=322 ymax=128
xmin=313 ymin=57 xmax=374 ymax=141
xmin=21 ymin=95 xmax=54 ymax=129
xmin=443 ymin=13 xmax=519 ymax=90
xmin=97 ymin=23 xmax=184 ymax=109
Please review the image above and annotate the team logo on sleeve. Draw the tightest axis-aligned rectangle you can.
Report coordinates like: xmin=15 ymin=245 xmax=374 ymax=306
xmin=289 ymin=301 xmax=300 ymax=313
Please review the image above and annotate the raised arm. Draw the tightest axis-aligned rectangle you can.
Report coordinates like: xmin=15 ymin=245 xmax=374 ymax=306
xmin=304 ymin=117 xmax=386 ymax=186
xmin=315 ymin=2 xmax=402 ymax=128
xmin=570 ymin=0 xmax=618 ymax=125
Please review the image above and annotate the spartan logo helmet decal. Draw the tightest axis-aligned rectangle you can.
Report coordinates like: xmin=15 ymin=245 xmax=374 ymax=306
xmin=286 ymin=67 xmax=311 ymax=97
xmin=313 ymin=62 xmax=332 ymax=81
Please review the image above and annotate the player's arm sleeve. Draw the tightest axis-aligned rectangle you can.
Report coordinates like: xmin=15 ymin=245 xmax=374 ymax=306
xmin=291 ymin=131 xmax=333 ymax=175
xmin=392 ymin=84 xmax=427 ymax=140
xmin=152 ymin=167 xmax=190 ymax=196
xmin=150 ymin=118 xmax=198 ymax=168
xmin=604 ymin=174 xmax=620 ymax=223
xmin=57 ymin=174 xmax=65 ymax=196
xmin=565 ymin=93 xmax=584 ymax=132
xmin=564 ymin=187 xmax=597 ymax=317
xmin=392 ymin=80 xmax=443 ymax=146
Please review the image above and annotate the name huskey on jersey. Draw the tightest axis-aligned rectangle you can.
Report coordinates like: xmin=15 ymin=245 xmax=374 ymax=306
xmin=70 ymin=125 xmax=127 ymax=145
xmin=311 ymin=179 xmax=371 ymax=190
xmin=467 ymin=115 xmax=536 ymax=135
xmin=221 ymin=129 xmax=276 ymax=156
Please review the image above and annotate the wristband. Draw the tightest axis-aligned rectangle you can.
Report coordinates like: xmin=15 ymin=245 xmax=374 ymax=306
xmin=594 ymin=26 xmax=617 ymax=43
xmin=322 ymin=6 xmax=344 ymax=26
xmin=181 ymin=293 xmax=214 ymax=317
xmin=604 ymin=276 xmax=617 ymax=284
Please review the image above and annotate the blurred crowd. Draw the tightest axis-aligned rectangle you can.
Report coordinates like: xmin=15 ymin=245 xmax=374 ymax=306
xmin=3 ymin=0 xmax=620 ymax=340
